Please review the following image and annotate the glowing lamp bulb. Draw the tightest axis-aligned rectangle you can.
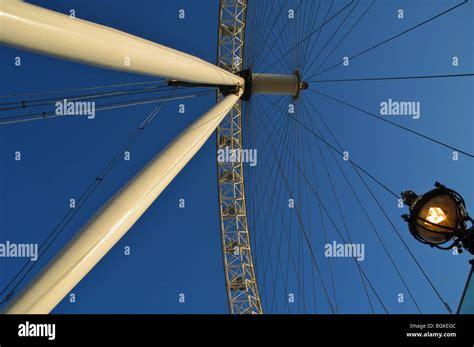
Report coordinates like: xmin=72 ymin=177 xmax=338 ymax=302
xmin=425 ymin=207 xmax=447 ymax=225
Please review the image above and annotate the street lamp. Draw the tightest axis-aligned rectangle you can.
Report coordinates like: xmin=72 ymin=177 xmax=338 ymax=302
xmin=401 ymin=182 xmax=474 ymax=254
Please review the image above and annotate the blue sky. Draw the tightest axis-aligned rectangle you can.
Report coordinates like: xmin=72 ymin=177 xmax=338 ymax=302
xmin=0 ymin=0 xmax=473 ymax=314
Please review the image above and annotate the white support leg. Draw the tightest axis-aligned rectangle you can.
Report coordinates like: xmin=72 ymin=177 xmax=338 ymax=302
xmin=0 ymin=0 xmax=243 ymax=86
xmin=3 ymin=91 xmax=242 ymax=314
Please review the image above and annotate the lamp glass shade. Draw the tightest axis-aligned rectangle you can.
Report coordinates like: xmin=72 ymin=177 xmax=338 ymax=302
xmin=415 ymin=194 xmax=460 ymax=244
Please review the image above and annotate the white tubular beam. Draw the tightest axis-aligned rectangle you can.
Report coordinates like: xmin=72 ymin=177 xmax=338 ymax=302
xmin=4 ymin=91 xmax=242 ymax=314
xmin=0 ymin=0 xmax=242 ymax=86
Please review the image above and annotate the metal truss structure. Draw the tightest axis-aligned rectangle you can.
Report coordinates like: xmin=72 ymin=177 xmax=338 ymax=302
xmin=2 ymin=0 xmax=470 ymax=317
xmin=216 ymin=0 xmax=263 ymax=314
xmin=1 ymin=0 xmax=299 ymax=314
xmin=0 ymin=0 xmax=243 ymax=314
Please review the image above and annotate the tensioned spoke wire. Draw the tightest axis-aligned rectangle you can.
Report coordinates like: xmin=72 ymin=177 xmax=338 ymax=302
xmin=247 ymin=0 xmax=275 ymax=66
xmin=242 ymin=0 xmax=467 ymax=314
xmin=3 ymin=0 xmax=465 ymax=315
xmin=269 ymin=103 xmax=301 ymax=313
xmin=244 ymin=100 xmax=268 ymax=273
xmin=252 ymin=0 xmax=305 ymax=73
xmin=291 ymin=102 xmax=307 ymax=313
xmin=310 ymin=0 xmax=375 ymax=77
xmin=265 ymin=94 xmax=407 ymax=313
xmin=244 ymin=98 xmax=289 ymax=284
xmin=300 ymin=0 xmax=335 ymax=74
xmin=243 ymin=99 xmax=290 ymax=237
xmin=247 ymin=106 xmax=289 ymax=266
xmin=289 ymin=0 xmax=301 ymax=70
xmin=0 ymin=85 xmax=180 ymax=110
xmin=254 ymin=0 xmax=354 ymax=83
xmin=242 ymin=1 xmax=257 ymax=66
xmin=0 ymin=106 xmax=163 ymax=303
xmin=304 ymin=94 xmax=452 ymax=313
xmin=285 ymin=101 xmax=401 ymax=199
xmin=293 ymin=0 xmax=306 ymax=69
xmin=253 ymin=98 xmax=310 ymax=313
xmin=300 ymin=98 xmax=423 ymax=313
xmin=262 ymin=113 xmax=292 ymax=313
xmin=309 ymin=73 xmax=474 ymax=83
xmin=298 ymin=102 xmax=320 ymax=313
xmin=252 ymin=9 xmax=293 ymax=74
xmin=301 ymin=105 xmax=372 ymax=313
xmin=247 ymin=0 xmax=289 ymax=74
xmin=294 ymin=100 xmax=326 ymax=312
xmin=310 ymin=0 xmax=469 ymax=78
xmin=248 ymin=99 xmax=291 ymax=270
xmin=256 ymin=97 xmax=337 ymax=313
xmin=300 ymin=108 xmax=384 ymax=312
xmin=249 ymin=97 xmax=305 ymax=312
xmin=295 ymin=104 xmax=306 ymax=313
xmin=250 ymin=96 xmax=301 ymax=314
xmin=247 ymin=1 xmax=276 ymax=69
xmin=247 ymin=100 xmax=286 ymax=280
xmin=298 ymin=0 xmax=320 ymax=71
xmin=0 ymin=91 xmax=211 ymax=126
xmin=276 ymin=0 xmax=297 ymax=71
xmin=262 ymin=95 xmax=389 ymax=313
xmin=2 ymin=87 xmax=243 ymax=304
xmin=303 ymin=0 xmax=359 ymax=76
xmin=300 ymin=97 xmax=374 ymax=313
xmin=310 ymin=89 xmax=474 ymax=158
xmin=251 ymin=0 xmax=294 ymax=72
xmin=0 ymin=80 xmax=166 ymax=99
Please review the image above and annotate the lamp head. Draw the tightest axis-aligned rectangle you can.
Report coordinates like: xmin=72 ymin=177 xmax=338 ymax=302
xmin=402 ymin=182 xmax=472 ymax=251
